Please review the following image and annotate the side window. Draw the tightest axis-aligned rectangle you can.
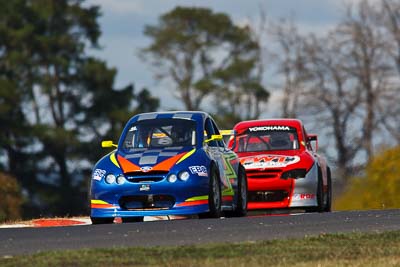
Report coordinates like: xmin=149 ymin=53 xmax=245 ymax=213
xmin=204 ymin=118 xmax=218 ymax=147
xmin=210 ymin=119 xmax=224 ymax=147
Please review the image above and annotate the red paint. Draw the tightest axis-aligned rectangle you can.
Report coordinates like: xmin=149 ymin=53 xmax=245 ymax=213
xmin=222 ymin=196 xmax=234 ymax=201
xmin=229 ymin=119 xmax=327 ymax=211
xmin=32 ymin=219 xmax=86 ymax=227
xmin=91 ymin=203 xmax=116 ymax=209
xmin=175 ymin=200 xmax=209 ymax=207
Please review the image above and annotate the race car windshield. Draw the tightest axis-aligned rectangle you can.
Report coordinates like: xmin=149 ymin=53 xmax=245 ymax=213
xmin=233 ymin=127 xmax=299 ymax=152
xmin=122 ymin=118 xmax=197 ymax=150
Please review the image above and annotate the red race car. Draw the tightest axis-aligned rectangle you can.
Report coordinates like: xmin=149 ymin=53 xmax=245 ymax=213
xmin=225 ymin=119 xmax=332 ymax=212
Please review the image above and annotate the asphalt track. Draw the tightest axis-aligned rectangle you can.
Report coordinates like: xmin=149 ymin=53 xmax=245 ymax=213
xmin=0 ymin=209 xmax=399 ymax=256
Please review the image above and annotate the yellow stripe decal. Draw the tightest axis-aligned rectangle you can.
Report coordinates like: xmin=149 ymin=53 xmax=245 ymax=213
xmin=185 ymin=195 xmax=208 ymax=202
xmin=91 ymin=199 xmax=110 ymax=205
xmin=220 ymin=130 xmax=234 ymax=136
xmin=110 ymin=152 xmax=119 ymax=168
xmin=222 ymin=188 xmax=235 ymax=196
xmin=176 ymin=148 xmax=196 ymax=164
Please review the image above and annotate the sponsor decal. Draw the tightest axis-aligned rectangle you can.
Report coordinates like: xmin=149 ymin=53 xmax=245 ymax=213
xmin=93 ymin=168 xmax=106 ymax=181
xmin=140 ymin=166 xmax=153 ymax=172
xmin=292 ymin=193 xmax=315 ymax=200
xmin=248 ymin=126 xmax=290 ymax=132
xmin=241 ymin=155 xmax=300 ymax=169
xmin=189 ymin=165 xmax=208 ymax=176
xmin=140 ymin=184 xmax=151 ymax=191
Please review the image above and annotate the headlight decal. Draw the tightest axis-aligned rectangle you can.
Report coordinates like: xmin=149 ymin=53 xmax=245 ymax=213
xmin=167 ymin=174 xmax=178 ymax=183
xmin=105 ymin=174 xmax=116 ymax=184
xmin=116 ymin=175 xmax=126 ymax=184
xmin=178 ymin=171 xmax=190 ymax=181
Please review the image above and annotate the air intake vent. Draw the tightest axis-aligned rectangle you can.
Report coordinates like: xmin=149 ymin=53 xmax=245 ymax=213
xmin=248 ymin=190 xmax=288 ymax=202
xmin=125 ymin=171 xmax=168 ymax=183
xmin=246 ymin=169 xmax=283 ymax=179
xmin=119 ymin=195 xmax=175 ymax=210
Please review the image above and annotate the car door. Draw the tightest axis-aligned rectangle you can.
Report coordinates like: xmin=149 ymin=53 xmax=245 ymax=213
xmin=206 ymin=118 xmax=237 ymax=200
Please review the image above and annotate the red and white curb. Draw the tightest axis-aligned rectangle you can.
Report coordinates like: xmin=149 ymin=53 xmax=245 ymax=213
xmin=0 ymin=217 xmax=92 ymax=228
xmin=0 ymin=216 xmax=188 ymax=228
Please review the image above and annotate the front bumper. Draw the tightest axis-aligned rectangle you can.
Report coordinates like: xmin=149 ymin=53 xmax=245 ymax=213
xmin=246 ymin=163 xmax=319 ymax=210
xmin=90 ymin=177 xmax=210 ymax=218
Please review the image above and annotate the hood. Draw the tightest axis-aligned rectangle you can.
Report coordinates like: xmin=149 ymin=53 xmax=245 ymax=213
xmin=116 ymin=147 xmax=194 ymax=174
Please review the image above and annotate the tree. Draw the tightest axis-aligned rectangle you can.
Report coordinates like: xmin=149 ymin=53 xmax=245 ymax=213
xmin=334 ymin=146 xmax=400 ymax=210
xmin=266 ymin=19 xmax=365 ymax=179
xmin=301 ymin=32 xmax=365 ymax=180
xmin=266 ymin=0 xmax=399 ymax=182
xmin=338 ymin=0 xmax=394 ymax=161
xmin=376 ymin=0 xmax=400 ymax=144
xmin=0 ymin=0 xmax=48 ymax=216
xmin=142 ymin=6 xmax=268 ymax=125
xmin=18 ymin=0 xmax=105 ymax=215
xmin=268 ymin=19 xmax=309 ymax=118
xmin=0 ymin=172 xmax=23 ymax=222
xmin=0 ymin=0 xmax=159 ymax=218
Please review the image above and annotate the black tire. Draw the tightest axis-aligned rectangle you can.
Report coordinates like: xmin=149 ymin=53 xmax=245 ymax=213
xmin=121 ymin=216 xmax=144 ymax=223
xmin=324 ymin=167 xmax=332 ymax=212
xmin=200 ymin=164 xmax=222 ymax=218
xmin=230 ymin=165 xmax=247 ymax=217
xmin=90 ymin=217 xmax=114 ymax=224
xmin=306 ymin=167 xmax=324 ymax=213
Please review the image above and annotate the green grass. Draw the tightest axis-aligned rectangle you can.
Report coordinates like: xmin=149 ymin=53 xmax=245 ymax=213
xmin=1 ymin=231 xmax=400 ymax=267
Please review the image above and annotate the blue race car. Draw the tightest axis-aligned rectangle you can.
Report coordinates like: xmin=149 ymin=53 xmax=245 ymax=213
xmin=90 ymin=111 xmax=247 ymax=224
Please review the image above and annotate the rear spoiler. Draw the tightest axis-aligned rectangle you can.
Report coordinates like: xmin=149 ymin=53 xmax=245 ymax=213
xmin=219 ymin=130 xmax=235 ymax=136
xmin=220 ymin=130 xmax=235 ymax=148
xmin=307 ymin=134 xmax=318 ymax=141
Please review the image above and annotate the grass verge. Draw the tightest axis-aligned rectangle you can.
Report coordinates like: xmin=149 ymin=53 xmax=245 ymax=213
xmin=1 ymin=230 xmax=399 ymax=267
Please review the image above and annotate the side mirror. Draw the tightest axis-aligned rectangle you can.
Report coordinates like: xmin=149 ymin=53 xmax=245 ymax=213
xmin=204 ymin=134 xmax=223 ymax=143
xmin=101 ymin=140 xmax=118 ymax=148
xmin=307 ymin=134 xmax=318 ymax=152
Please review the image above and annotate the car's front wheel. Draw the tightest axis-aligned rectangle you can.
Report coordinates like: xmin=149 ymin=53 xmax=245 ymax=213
xmin=121 ymin=216 xmax=144 ymax=223
xmin=199 ymin=164 xmax=222 ymax=218
xmin=90 ymin=217 xmax=114 ymax=224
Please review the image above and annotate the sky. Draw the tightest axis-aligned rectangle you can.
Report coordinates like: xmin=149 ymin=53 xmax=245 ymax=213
xmin=85 ymin=0 xmax=364 ymax=112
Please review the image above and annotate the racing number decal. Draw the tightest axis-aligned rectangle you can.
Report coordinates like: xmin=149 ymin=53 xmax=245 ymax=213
xmin=241 ymin=155 xmax=300 ymax=169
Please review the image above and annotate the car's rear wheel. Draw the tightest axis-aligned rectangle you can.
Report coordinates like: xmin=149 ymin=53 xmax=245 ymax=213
xmin=90 ymin=217 xmax=114 ymax=224
xmin=199 ymin=164 xmax=222 ymax=218
xmin=121 ymin=216 xmax=144 ymax=223
xmin=227 ymin=165 xmax=247 ymax=217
